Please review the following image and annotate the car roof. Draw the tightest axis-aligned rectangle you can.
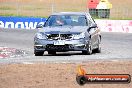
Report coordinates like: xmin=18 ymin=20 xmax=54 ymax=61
xmin=51 ymin=12 xmax=90 ymax=16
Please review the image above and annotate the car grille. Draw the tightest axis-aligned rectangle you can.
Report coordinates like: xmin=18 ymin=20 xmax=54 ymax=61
xmin=46 ymin=34 xmax=72 ymax=40
xmin=46 ymin=44 xmax=70 ymax=51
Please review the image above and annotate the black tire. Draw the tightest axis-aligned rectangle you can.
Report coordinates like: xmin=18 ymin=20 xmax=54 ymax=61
xmin=76 ymin=76 xmax=87 ymax=85
xmin=34 ymin=50 xmax=44 ymax=56
xmin=95 ymin=39 xmax=101 ymax=53
xmin=82 ymin=40 xmax=92 ymax=55
xmin=48 ymin=51 xmax=56 ymax=55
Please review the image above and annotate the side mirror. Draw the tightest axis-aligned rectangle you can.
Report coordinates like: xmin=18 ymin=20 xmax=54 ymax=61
xmin=36 ymin=24 xmax=44 ymax=29
xmin=87 ymin=24 xmax=97 ymax=32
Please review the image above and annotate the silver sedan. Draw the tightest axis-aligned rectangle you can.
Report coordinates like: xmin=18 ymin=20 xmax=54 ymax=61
xmin=34 ymin=12 xmax=101 ymax=56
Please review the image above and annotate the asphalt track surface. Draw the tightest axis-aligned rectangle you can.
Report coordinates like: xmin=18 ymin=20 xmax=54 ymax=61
xmin=0 ymin=28 xmax=132 ymax=64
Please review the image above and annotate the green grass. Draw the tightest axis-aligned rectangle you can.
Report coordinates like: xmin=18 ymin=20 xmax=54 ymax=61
xmin=109 ymin=17 xmax=132 ymax=20
xmin=0 ymin=13 xmax=16 ymax=17
xmin=0 ymin=13 xmax=48 ymax=18
xmin=0 ymin=7 xmax=15 ymax=10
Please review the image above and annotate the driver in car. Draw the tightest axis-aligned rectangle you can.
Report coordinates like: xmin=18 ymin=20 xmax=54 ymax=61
xmin=54 ymin=16 xmax=65 ymax=26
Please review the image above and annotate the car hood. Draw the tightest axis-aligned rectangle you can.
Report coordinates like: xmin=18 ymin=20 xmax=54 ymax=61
xmin=38 ymin=26 xmax=88 ymax=33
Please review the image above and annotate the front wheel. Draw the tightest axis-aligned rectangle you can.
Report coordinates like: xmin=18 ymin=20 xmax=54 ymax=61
xmin=95 ymin=39 xmax=101 ymax=53
xmin=34 ymin=50 xmax=44 ymax=56
xmin=82 ymin=41 xmax=92 ymax=55
xmin=48 ymin=51 xmax=56 ymax=55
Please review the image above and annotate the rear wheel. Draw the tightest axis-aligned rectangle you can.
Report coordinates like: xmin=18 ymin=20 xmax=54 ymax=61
xmin=48 ymin=51 xmax=56 ymax=55
xmin=34 ymin=50 xmax=44 ymax=56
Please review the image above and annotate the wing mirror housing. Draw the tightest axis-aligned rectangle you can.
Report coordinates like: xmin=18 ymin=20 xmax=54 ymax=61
xmin=36 ymin=24 xmax=44 ymax=29
xmin=87 ymin=24 xmax=97 ymax=32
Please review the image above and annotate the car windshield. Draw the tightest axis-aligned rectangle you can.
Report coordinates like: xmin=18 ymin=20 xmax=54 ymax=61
xmin=44 ymin=15 xmax=88 ymax=27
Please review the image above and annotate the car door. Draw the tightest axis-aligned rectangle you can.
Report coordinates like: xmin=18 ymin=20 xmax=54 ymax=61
xmin=87 ymin=16 xmax=99 ymax=49
xmin=86 ymin=19 xmax=95 ymax=48
xmin=90 ymin=19 xmax=100 ymax=48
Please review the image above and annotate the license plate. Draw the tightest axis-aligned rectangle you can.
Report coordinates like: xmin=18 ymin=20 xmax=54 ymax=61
xmin=54 ymin=40 xmax=65 ymax=45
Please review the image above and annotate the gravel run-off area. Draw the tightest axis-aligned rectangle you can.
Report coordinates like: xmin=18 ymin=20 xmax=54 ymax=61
xmin=0 ymin=60 xmax=132 ymax=88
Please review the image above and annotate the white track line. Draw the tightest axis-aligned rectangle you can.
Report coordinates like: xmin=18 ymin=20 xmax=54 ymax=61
xmin=22 ymin=62 xmax=34 ymax=64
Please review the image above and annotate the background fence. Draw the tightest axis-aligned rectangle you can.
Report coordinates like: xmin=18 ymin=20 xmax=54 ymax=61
xmin=0 ymin=0 xmax=132 ymax=19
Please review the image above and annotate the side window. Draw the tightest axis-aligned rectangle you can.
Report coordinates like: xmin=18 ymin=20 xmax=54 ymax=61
xmin=91 ymin=17 xmax=96 ymax=25
xmin=88 ymin=20 xmax=92 ymax=27
xmin=86 ymin=13 xmax=96 ymax=27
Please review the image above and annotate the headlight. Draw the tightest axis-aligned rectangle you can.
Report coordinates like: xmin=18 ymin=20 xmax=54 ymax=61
xmin=72 ymin=32 xmax=85 ymax=39
xmin=35 ymin=32 xmax=46 ymax=39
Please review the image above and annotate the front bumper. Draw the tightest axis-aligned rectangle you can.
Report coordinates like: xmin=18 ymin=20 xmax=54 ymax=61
xmin=34 ymin=39 xmax=88 ymax=52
